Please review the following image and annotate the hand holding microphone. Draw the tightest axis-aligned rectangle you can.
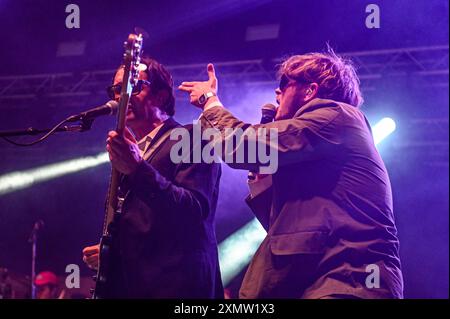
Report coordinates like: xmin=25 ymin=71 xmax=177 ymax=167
xmin=260 ymin=103 xmax=277 ymax=124
xmin=248 ymin=103 xmax=277 ymax=180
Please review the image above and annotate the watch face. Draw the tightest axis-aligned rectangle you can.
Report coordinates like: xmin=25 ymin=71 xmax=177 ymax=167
xmin=199 ymin=94 xmax=206 ymax=104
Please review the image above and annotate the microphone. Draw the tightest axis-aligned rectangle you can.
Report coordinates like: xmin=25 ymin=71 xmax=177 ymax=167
xmin=67 ymin=100 xmax=119 ymax=122
xmin=248 ymin=103 xmax=277 ymax=180
xmin=260 ymin=103 xmax=277 ymax=124
xmin=28 ymin=220 xmax=44 ymax=243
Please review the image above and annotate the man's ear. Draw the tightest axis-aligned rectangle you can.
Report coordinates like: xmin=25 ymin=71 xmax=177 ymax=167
xmin=306 ymin=83 xmax=319 ymax=99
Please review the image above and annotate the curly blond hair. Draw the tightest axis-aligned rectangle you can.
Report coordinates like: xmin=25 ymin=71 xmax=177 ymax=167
xmin=278 ymin=47 xmax=363 ymax=107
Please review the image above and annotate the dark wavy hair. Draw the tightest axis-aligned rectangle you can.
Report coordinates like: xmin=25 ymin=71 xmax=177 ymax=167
xmin=115 ymin=56 xmax=175 ymax=116
xmin=139 ymin=56 xmax=175 ymax=116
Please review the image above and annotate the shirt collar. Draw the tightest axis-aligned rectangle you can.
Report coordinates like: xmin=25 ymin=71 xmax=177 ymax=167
xmin=136 ymin=122 xmax=165 ymax=155
xmin=137 ymin=122 xmax=164 ymax=144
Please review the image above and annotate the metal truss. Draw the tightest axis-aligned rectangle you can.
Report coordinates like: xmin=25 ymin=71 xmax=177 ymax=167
xmin=0 ymin=45 xmax=447 ymax=102
xmin=342 ymin=45 xmax=449 ymax=91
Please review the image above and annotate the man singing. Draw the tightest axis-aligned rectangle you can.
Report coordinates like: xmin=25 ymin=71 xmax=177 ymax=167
xmin=179 ymin=48 xmax=403 ymax=299
xmin=83 ymin=57 xmax=223 ymax=298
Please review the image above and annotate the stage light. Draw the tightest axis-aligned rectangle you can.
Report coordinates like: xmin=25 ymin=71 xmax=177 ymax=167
xmin=218 ymin=218 xmax=266 ymax=286
xmin=0 ymin=152 xmax=109 ymax=195
xmin=373 ymin=117 xmax=396 ymax=145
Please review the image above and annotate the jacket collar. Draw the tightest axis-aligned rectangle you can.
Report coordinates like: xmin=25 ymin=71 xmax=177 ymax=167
xmin=149 ymin=117 xmax=180 ymax=147
xmin=293 ymin=98 xmax=342 ymax=118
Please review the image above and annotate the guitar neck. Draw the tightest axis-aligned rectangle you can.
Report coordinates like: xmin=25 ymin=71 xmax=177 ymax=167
xmin=93 ymin=32 xmax=143 ymax=299
xmin=102 ymin=167 xmax=121 ymax=236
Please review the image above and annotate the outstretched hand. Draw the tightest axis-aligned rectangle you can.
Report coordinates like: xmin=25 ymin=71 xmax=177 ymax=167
xmin=178 ymin=63 xmax=219 ymax=109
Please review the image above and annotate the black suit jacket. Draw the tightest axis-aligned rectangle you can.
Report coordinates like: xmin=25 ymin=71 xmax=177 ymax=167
xmin=201 ymin=99 xmax=403 ymax=299
xmin=108 ymin=118 xmax=223 ymax=298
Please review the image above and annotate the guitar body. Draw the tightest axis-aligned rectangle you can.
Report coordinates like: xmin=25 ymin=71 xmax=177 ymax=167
xmin=93 ymin=233 xmax=113 ymax=298
xmin=92 ymin=32 xmax=143 ymax=299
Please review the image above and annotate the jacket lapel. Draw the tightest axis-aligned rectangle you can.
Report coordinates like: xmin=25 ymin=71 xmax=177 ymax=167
xmin=145 ymin=117 xmax=181 ymax=163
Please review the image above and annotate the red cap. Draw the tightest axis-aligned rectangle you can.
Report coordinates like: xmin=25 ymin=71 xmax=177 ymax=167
xmin=35 ymin=271 xmax=58 ymax=286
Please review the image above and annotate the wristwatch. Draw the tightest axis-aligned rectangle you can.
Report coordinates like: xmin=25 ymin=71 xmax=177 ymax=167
xmin=198 ymin=92 xmax=216 ymax=105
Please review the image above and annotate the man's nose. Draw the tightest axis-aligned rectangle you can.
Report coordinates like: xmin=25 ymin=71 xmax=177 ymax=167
xmin=275 ymin=88 xmax=281 ymax=95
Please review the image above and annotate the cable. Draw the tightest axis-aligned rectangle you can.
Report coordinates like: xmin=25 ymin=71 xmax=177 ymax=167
xmin=0 ymin=117 xmax=72 ymax=147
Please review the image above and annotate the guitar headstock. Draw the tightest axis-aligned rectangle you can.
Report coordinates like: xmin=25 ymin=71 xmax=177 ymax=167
xmin=123 ymin=33 xmax=144 ymax=87
xmin=115 ymin=32 xmax=144 ymax=133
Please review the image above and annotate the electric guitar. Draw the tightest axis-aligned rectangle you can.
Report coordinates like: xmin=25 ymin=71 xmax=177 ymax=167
xmin=92 ymin=32 xmax=143 ymax=299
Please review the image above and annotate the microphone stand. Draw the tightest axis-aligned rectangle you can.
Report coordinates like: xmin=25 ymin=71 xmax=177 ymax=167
xmin=0 ymin=102 xmax=115 ymax=146
xmin=0 ymin=118 xmax=94 ymax=138
xmin=28 ymin=220 xmax=44 ymax=300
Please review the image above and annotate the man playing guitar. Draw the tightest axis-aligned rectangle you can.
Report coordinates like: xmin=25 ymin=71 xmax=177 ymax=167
xmin=83 ymin=56 xmax=223 ymax=299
